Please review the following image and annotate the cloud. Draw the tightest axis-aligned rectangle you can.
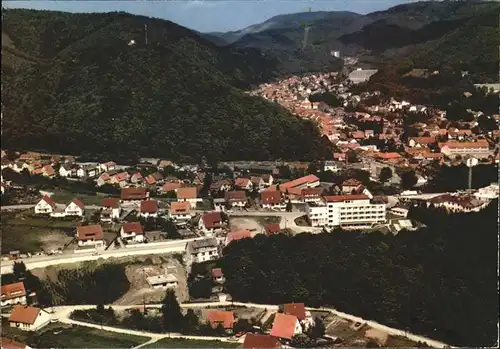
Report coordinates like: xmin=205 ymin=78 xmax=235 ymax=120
xmin=184 ymin=0 xmax=221 ymax=8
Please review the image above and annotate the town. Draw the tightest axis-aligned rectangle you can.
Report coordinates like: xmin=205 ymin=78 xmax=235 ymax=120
xmin=1 ymin=1 xmax=499 ymax=348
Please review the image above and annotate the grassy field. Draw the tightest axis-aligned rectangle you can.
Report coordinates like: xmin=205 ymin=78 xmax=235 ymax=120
xmin=143 ymin=338 xmax=240 ymax=348
xmin=32 ymin=325 xmax=148 ymax=348
xmin=50 ymin=189 xmax=109 ymax=206
xmin=1 ymin=211 xmax=76 ymax=254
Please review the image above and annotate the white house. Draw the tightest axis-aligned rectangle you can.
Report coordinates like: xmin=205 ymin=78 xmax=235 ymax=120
xmin=234 ymin=178 xmax=253 ymax=191
xmin=225 ymin=191 xmax=247 ymax=208
xmin=100 ymin=161 xmax=116 ymax=173
xmin=1 ymin=282 xmax=27 ymax=307
xmin=185 ymin=238 xmax=219 ymax=266
xmin=324 ymin=161 xmax=341 ymax=173
xmin=260 ymin=190 xmax=284 ymax=210
xmin=9 ymin=306 xmax=51 ymax=331
xmin=120 ymin=222 xmax=145 ymax=243
xmin=101 ymin=198 xmax=121 ymax=222
xmin=262 ymin=174 xmax=274 ymax=187
xmin=169 ymin=201 xmax=192 ymax=222
xmin=64 ymin=198 xmax=85 ymax=217
xmin=34 ymin=195 xmax=57 ymax=214
xmin=58 ymin=163 xmax=76 ymax=177
xmin=76 ymin=225 xmax=105 ymax=248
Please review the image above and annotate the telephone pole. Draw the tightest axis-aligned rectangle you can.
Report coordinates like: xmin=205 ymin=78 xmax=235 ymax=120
xmin=144 ymin=24 xmax=148 ymax=45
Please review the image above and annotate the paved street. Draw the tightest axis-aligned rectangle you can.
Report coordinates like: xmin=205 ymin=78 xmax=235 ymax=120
xmin=48 ymin=301 xmax=451 ymax=349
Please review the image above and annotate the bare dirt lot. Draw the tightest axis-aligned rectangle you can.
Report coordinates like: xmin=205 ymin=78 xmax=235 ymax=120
xmin=229 ymin=217 xmax=264 ymax=236
xmin=113 ymin=255 xmax=188 ymax=305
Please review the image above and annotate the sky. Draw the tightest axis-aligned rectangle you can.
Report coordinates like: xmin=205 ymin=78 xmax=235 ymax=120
xmin=3 ymin=0 xmax=419 ymax=33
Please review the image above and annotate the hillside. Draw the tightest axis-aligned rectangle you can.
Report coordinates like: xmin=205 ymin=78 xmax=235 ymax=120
xmin=209 ymin=1 xmax=498 ymax=75
xmin=1 ymin=9 xmax=332 ymax=163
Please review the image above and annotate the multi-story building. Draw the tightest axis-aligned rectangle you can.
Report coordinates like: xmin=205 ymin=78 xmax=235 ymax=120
xmin=185 ymin=238 xmax=219 ymax=267
xmin=439 ymin=140 xmax=490 ymax=159
xmin=305 ymin=195 xmax=386 ymax=230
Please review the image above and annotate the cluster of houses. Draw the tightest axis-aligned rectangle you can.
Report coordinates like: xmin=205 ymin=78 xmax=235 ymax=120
xmin=202 ymin=302 xmax=316 ymax=348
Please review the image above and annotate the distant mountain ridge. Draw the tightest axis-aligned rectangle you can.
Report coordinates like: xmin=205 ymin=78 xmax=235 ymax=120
xmin=204 ymin=1 xmax=499 ymax=76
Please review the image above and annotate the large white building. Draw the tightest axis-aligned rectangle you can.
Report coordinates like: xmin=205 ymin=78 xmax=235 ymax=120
xmin=305 ymin=194 xmax=386 ymax=230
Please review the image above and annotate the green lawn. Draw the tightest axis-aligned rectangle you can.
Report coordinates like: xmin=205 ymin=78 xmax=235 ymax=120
xmin=50 ymin=189 xmax=108 ymax=206
xmin=143 ymin=338 xmax=240 ymax=348
xmin=1 ymin=211 xmax=76 ymax=254
xmin=31 ymin=325 xmax=148 ymax=348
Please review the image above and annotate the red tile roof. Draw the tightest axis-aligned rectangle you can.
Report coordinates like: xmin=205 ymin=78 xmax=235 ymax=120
xmin=0 ymin=338 xmax=28 ymax=349
xmin=162 ymin=182 xmax=182 ymax=193
xmin=42 ymin=165 xmax=55 ymax=176
xmin=1 ymin=282 xmax=26 ymax=301
xmin=225 ymin=190 xmax=247 ymax=202
xmin=265 ymin=223 xmax=281 ymax=234
xmin=207 ymin=310 xmax=235 ymax=329
xmin=145 ymin=175 xmax=156 ymax=185
xmin=439 ymin=140 xmax=489 ymax=149
xmin=301 ymin=188 xmax=323 ymax=197
xmin=226 ymin=229 xmax=252 ymax=244
xmin=122 ymin=222 xmax=144 ymax=234
xmin=170 ymin=201 xmax=191 ymax=214
xmin=235 ymin=178 xmax=251 ymax=188
xmin=102 ymin=198 xmax=120 ymax=208
xmin=176 ymin=187 xmax=197 ymax=200
xmin=71 ymin=198 xmax=85 ymax=210
xmin=260 ymin=191 xmax=282 ymax=205
xmin=280 ymin=175 xmax=319 ymax=189
xmin=76 ymin=225 xmax=104 ymax=241
xmin=140 ymin=200 xmax=158 ymax=213
xmin=243 ymin=334 xmax=281 ymax=349
xmin=323 ymin=194 xmax=370 ymax=202
xmin=270 ymin=313 xmax=299 ymax=340
xmin=283 ymin=303 xmax=306 ymax=320
xmin=202 ymin=212 xmax=223 ymax=229
xmin=342 ymin=178 xmax=361 ymax=187
xmin=409 ymin=136 xmax=436 ymax=145
xmin=40 ymin=195 xmax=56 ymax=208
xmin=9 ymin=305 xmax=41 ymax=324
xmin=211 ymin=268 xmax=223 ymax=278
xmin=121 ymin=187 xmax=148 ymax=200
xmin=376 ymin=152 xmax=402 ymax=160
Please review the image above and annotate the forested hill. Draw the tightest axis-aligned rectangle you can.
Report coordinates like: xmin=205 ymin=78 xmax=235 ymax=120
xmin=1 ymin=9 xmax=331 ymax=163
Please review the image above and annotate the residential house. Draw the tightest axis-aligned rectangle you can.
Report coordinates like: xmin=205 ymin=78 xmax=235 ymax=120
xmin=78 ymin=165 xmax=100 ymax=178
xmin=211 ymin=268 xmax=225 ymax=283
xmin=145 ymin=174 xmax=157 ymax=186
xmin=139 ymin=200 xmax=158 ymax=218
xmin=9 ymin=306 xmax=51 ymax=331
xmin=1 ymin=282 xmax=27 ymax=307
xmin=210 ymin=179 xmax=232 ymax=193
xmin=193 ymin=172 xmax=206 ymax=186
xmin=260 ymin=191 xmax=284 ymax=210
xmin=270 ymin=313 xmax=302 ymax=341
xmin=34 ymin=195 xmax=57 ymax=214
xmin=277 ymin=175 xmax=320 ymax=193
xmin=101 ymin=198 xmax=121 ymax=222
xmin=198 ymin=212 xmax=224 ymax=236
xmin=234 ymin=178 xmax=253 ymax=191
xmin=243 ymin=334 xmax=281 ymax=349
xmin=121 ymin=187 xmax=148 ymax=202
xmin=146 ymin=274 xmax=178 ymax=289
xmin=324 ymin=161 xmax=341 ymax=173
xmin=428 ymin=194 xmax=489 ymax=213
xmin=100 ymin=161 xmax=116 ymax=173
xmin=225 ymin=190 xmax=247 ymax=208
xmin=130 ymin=172 xmax=144 ymax=185
xmin=225 ymin=229 xmax=252 ymax=246
xmin=283 ymin=303 xmax=314 ymax=331
xmin=120 ymin=222 xmax=145 ymax=243
xmin=169 ymin=201 xmax=192 ymax=222
xmin=76 ymin=225 xmax=105 ymax=248
xmin=176 ymin=187 xmax=201 ymax=205
xmin=58 ymin=163 xmax=76 ymax=177
xmin=408 ymin=137 xmax=436 ymax=148
xmin=62 ymin=198 xmax=84 ymax=217
xmin=96 ymin=172 xmax=112 ymax=187
xmin=342 ymin=178 xmax=361 ymax=194
xmin=185 ymin=238 xmax=219 ymax=265
xmin=41 ymin=165 xmax=55 ymax=178
xmin=206 ymin=310 xmax=235 ymax=332
xmin=162 ymin=182 xmax=182 ymax=194
xmin=110 ymin=172 xmax=130 ymax=187
xmin=261 ymin=174 xmax=274 ymax=187
xmin=264 ymin=223 xmax=281 ymax=235
xmin=1 ymin=337 xmax=33 ymax=349
xmin=250 ymin=176 xmax=265 ymax=190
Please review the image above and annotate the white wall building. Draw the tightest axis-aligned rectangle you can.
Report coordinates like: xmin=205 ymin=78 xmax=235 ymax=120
xmin=9 ymin=306 xmax=51 ymax=331
xmin=306 ymin=195 xmax=386 ymax=230
xmin=146 ymin=274 xmax=178 ymax=289
xmin=1 ymin=282 xmax=27 ymax=307
xmin=34 ymin=195 xmax=56 ymax=214
xmin=185 ymin=238 xmax=219 ymax=266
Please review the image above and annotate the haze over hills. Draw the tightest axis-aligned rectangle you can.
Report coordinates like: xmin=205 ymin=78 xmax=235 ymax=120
xmin=204 ymin=0 xmax=499 ymax=76
xmin=1 ymin=9 xmax=332 ymax=163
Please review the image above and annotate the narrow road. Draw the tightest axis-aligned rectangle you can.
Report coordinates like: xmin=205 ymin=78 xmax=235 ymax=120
xmin=49 ymin=301 xmax=451 ymax=348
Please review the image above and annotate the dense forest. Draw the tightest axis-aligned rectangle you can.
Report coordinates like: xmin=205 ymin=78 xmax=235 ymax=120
xmin=221 ymin=199 xmax=499 ymax=346
xmin=1 ymin=9 xmax=331 ymax=162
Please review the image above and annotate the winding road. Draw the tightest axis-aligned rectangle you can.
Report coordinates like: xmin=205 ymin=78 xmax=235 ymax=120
xmin=49 ymin=301 xmax=452 ymax=348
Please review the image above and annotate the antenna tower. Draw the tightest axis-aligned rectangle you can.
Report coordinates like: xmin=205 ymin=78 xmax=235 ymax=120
xmin=145 ymin=24 xmax=148 ymax=45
